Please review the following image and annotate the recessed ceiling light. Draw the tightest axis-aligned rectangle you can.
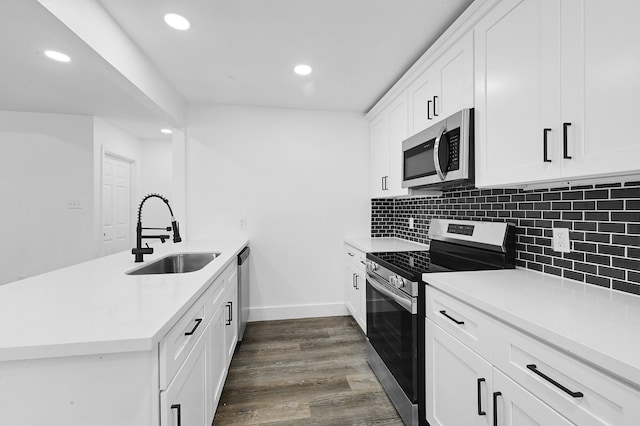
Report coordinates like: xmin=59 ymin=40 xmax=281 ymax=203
xmin=294 ymin=64 xmax=312 ymax=76
xmin=161 ymin=128 xmax=173 ymax=134
xmin=44 ymin=50 xmax=71 ymax=63
xmin=164 ymin=13 xmax=190 ymax=30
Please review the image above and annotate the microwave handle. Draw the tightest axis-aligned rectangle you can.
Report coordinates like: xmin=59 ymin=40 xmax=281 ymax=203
xmin=433 ymin=125 xmax=447 ymax=181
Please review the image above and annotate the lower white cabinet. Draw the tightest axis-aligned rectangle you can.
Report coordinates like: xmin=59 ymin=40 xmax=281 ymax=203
xmin=160 ymin=259 xmax=239 ymax=426
xmin=426 ymin=319 xmax=493 ymax=426
xmin=425 ymin=286 xmax=640 ymax=426
xmin=223 ymin=277 xmax=239 ymax=361
xmin=344 ymin=244 xmax=366 ymax=333
xmin=161 ymin=321 xmax=209 ymax=426
xmin=493 ymin=368 xmax=574 ymax=426
xmin=208 ymin=302 xmax=227 ymax=421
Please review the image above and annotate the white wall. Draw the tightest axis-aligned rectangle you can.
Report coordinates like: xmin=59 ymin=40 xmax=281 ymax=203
xmin=139 ymin=139 xmax=173 ymax=228
xmin=0 ymin=111 xmax=94 ymax=285
xmin=187 ymin=105 xmax=370 ymax=321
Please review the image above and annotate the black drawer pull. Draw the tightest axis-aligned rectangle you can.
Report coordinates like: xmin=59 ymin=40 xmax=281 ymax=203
xmin=526 ymin=364 xmax=584 ymax=398
xmin=171 ymin=403 xmax=182 ymax=426
xmin=477 ymin=378 xmax=486 ymax=416
xmin=563 ymin=122 xmax=572 ymax=159
xmin=439 ymin=310 xmax=464 ymax=325
xmin=493 ymin=392 xmax=501 ymax=426
xmin=543 ymin=128 xmax=552 ymax=162
xmin=427 ymin=100 xmax=432 ymax=119
xmin=433 ymin=95 xmax=439 ymax=117
xmin=184 ymin=318 xmax=202 ymax=336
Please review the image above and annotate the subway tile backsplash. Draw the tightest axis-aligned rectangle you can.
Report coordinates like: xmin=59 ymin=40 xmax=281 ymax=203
xmin=371 ymin=181 xmax=640 ymax=296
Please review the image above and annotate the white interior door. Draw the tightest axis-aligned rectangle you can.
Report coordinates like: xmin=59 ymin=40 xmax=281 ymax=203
xmin=102 ymin=154 xmax=132 ymax=256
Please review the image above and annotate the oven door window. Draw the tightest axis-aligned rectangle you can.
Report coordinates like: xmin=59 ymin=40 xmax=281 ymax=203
xmin=366 ymin=280 xmax=418 ymax=402
xmin=404 ymin=138 xmax=436 ymax=181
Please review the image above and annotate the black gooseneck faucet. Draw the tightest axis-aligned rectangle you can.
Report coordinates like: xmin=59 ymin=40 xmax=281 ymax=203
xmin=132 ymin=193 xmax=182 ymax=262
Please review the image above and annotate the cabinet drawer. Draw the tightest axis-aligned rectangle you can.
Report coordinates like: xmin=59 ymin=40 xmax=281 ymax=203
xmin=202 ymin=261 xmax=236 ymax=317
xmin=493 ymin=320 xmax=640 ymax=426
xmin=344 ymin=245 xmax=366 ymax=271
xmin=425 ymin=287 xmax=493 ymax=361
xmin=160 ymin=296 xmax=208 ymax=390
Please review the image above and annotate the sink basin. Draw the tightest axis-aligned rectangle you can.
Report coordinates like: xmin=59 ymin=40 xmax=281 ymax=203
xmin=126 ymin=252 xmax=220 ymax=275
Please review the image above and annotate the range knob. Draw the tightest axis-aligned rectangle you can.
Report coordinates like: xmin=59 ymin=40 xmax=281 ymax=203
xmin=367 ymin=261 xmax=379 ymax=272
xmin=394 ymin=276 xmax=405 ymax=289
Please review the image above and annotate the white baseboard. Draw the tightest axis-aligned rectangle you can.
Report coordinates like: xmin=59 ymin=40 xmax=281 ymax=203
xmin=248 ymin=302 xmax=349 ymax=322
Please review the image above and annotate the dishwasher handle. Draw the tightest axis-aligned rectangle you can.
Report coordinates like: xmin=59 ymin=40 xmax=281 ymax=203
xmin=238 ymin=246 xmax=250 ymax=264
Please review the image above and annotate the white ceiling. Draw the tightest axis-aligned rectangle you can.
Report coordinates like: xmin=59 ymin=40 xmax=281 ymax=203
xmin=97 ymin=0 xmax=473 ymax=113
xmin=0 ymin=0 xmax=473 ymax=138
xmin=0 ymin=0 xmax=173 ymax=139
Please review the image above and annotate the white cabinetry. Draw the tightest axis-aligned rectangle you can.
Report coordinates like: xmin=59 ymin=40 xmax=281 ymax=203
xmin=159 ymin=259 xmax=239 ymax=426
xmin=408 ymin=32 xmax=474 ymax=137
xmin=161 ymin=323 xmax=209 ymax=426
xmin=223 ymin=274 xmax=239 ymax=361
xmin=344 ymin=244 xmax=366 ymax=333
xmin=425 ymin=286 xmax=640 ymax=426
xmin=475 ymin=0 xmax=640 ymax=187
xmin=426 ymin=319 xmax=493 ymax=426
xmin=370 ymin=93 xmax=409 ymax=198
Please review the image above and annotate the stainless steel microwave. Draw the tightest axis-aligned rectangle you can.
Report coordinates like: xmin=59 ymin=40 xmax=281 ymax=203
xmin=401 ymin=108 xmax=474 ymax=189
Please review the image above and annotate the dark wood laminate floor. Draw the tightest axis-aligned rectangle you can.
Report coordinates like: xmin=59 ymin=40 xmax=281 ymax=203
xmin=213 ymin=316 xmax=403 ymax=425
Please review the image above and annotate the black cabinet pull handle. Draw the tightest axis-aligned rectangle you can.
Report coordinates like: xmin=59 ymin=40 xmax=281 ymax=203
xmin=543 ymin=128 xmax=552 ymax=162
xmin=433 ymin=95 xmax=439 ymax=116
xmin=427 ymin=100 xmax=432 ymax=119
xmin=353 ymin=273 xmax=356 ymax=288
xmin=226 ymin=302 xmax=233 ymax=325
xmin=184 ymin=318 xmax=202 ymax=336
xmin=493 ymin=392 xmax=501 ymax=426
xmin=526 ymin=364 xmax=584 ymax=397
xmin=355 ymin=275 xmax=359 ymax=290
xmin=171 ymin=403 xmax=182 ymax=426
xmin=477 ymin=378 xmax=486 ymax=416
xmin=439 ymin=310 xmax=464 ymax=325
xmin=563 ymin=122 xmax=572 ymax=159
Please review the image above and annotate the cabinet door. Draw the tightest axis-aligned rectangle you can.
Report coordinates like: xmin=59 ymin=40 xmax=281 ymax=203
xmin=161 ymin=327 xmax=208 ymax=426
xmin=560 ymin=0 xmax=640 ymax=179
xmin=224 ymin=280 xmax=239 ymax=362
xmin=436 ymin=32 xmax=474 ymax=119
xmin=475 ymin=0 xmax=561 ymax=187
xmin=387 ymin=93 xmax=409 ymax=197
xmin=208 ymin=302 xmax=226 ymax=421
xmin=345 ymin=262 xmax=360 ymax=321
xmin=370 ymin=115 xmax=389 ymax=198
xmin=408 ymin=69 xmax=437 ymax=136
xmin=493 ymin=369 xmax=574 ymax=426
xmin=355 ymin=269 xmax=366 ymax=333
xmin=426 ymin=319 xmax=493 ymax=426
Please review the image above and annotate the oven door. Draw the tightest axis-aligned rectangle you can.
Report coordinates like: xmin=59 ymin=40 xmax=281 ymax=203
xmin=366 ymin=273 xmax=418 ymax=403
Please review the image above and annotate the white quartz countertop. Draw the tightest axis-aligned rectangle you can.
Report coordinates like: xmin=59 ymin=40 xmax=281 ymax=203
xmin=424 ymin=268 xmax=640 ymax=387
xmin=0 ymin=238 xmax=248 ymax=361
xmin=345 ymin=237 xmax=429 ymax=253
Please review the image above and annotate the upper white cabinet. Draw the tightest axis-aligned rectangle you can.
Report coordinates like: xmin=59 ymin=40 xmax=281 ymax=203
xmin=475 ymin=0 xmax=640 ymax=187
xmin=408 ymin=32 xmax=474 ymax=136
xmin=370 ymin=93 xmax=409 ymax=198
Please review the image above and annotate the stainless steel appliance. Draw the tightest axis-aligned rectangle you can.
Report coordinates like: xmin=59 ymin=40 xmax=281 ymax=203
xmin=401 ymin=108 xmax=474 ymax=189
xmin=237 ymin=246 xmax=250 ymax=341
xmin=366 ymin=219 xmax=515 ymax=425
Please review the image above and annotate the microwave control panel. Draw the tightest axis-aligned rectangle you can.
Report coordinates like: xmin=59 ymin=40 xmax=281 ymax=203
xmin=446 ymin=128 xmax=460 ymax=172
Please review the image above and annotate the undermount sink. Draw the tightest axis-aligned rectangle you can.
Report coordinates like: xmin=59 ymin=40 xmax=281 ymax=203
xmin=126 ymin=252 xmax=220 ymax=275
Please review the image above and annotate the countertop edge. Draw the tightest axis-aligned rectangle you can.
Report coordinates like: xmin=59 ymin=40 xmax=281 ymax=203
xmin=344 ymin=237 xmax=429 ymax=253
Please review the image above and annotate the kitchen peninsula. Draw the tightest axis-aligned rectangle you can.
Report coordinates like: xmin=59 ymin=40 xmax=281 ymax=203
xmin=0 ymin=238 xmax=248 ymax=426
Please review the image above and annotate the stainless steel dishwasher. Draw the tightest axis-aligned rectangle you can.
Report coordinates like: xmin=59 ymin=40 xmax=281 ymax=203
xmin=237 ymin=246 xmax=250 ymax=341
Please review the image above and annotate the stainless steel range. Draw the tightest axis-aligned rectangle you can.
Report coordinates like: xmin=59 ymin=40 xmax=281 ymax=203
xmin=365 ymin=219 xmax=516 ymax=426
